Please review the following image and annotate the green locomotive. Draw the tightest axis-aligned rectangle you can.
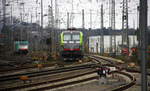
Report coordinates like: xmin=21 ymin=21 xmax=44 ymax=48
xmin=60 ymin=30 xmax=83 ymax=60
xmin=14 ymin=40 xmax=29 ymax=54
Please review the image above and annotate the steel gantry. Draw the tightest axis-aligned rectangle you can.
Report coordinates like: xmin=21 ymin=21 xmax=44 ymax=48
xmin=122 ymin=0 xmax=129 ymax=51
xmin=109 ymin=0 xmax=116 ymax=54
xmin=48 ymin=5 xmax=54 ymax=28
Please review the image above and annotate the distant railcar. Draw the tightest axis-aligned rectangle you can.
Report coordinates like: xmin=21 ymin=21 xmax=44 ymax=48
xmin=60 ymin=30 xmax=83 ymax=60
xmin=14 ymin=40 xmax=29 ymax=54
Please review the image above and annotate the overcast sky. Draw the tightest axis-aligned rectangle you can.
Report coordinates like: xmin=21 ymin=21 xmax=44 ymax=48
xmin=2 ymin=0 xmax=150 ymax=29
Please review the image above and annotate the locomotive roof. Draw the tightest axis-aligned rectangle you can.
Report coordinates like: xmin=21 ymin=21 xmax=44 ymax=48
xmin=62 ymin=31 xmax=81 ymax=33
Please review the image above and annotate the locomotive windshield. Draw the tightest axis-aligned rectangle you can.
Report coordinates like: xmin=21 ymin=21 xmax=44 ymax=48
xmin=20 ymin=42 xmax=28 ymax=45
xmin=64 ymin=34 xmax=71 ymax=41
xmin=72 ymin=34 xmax=80 ymax=40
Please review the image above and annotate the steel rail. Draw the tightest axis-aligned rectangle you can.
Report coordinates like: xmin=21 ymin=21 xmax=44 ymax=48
xmin=28 ymin=55 xmax=136 ymax=91
xmin=1 ymin=54 xmax=137 ymax=91
xmin=20 ymin=71 xmax=135 ymax=91
xmin=1 ymin=70 xmax=96 ymax=90
xmin=89 ymin=55 xmax=136 ymax=91
xmin=0 ymin=63 xmax=96 ymax=82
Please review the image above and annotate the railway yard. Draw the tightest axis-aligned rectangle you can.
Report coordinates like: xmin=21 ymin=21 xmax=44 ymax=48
xmin=0 ymin=54 xmax=149 ymax=91
xmin=0 ymin=0 xmax=149 ymax=90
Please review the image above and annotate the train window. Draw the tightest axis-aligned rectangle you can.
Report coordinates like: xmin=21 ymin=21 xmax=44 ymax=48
xmin=20 ymin=43 xmax=28 ymax=45
xmin=64 ymin=34 xmax=71 ymax=40
xmin=72 ymin=34 xmax=80 ymax=40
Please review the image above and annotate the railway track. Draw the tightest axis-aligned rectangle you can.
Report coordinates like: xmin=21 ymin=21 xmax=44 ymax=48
xmin=0 ymin=63 xmax=95 ymax=82
xmin=0 ymin=54 xmax=138 ymax=91
xmin=88 ymin=55 xmax=136 ymax=91
xmin=0 ymin=56 xmax=90 ymax=73
xmin=0 ymin=55 xmax=34 ymax=73
xmin=1 ymin=68 xmax=96 ymax=90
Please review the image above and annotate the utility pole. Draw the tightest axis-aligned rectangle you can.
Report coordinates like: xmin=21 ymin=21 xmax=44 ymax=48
xmin=20 ymin=1 xmax=24 ymax=23
xmin=82 ymin=9 xmax=85 ymax=29
xmin=20 ymin=1 xmax=25 ymax=22
xmin=48 ymin=0 xmax=54 ymax=54
xmin=109 ymin=0 xmax=112 ymax=53
xmin=0 ymin=2 xmax=2 ymax=22
xmin=51 ymin=0 xmax=57 ymax=57
xmin=35 ymin=7 xmax=38 ymax=23
xmin=50 ymin=0 xmax=54 ymax=28
xmin=67 ymin=12 xmax=69 ymax=28
xmin=30 ymin=13 xmax=33 ymax=23
xmin=139 ymin=0 xmax=148 ymax=90
xmin=70 ymin=0 xmax=74 ymax=28
xmin=55 ymin=0 xmax=58 ymax=28
xmin=109 ymin=0 xmax=116 ymax=54
xmin=41 ymin=0 xmax=43 ymax=28
xmin=19 ymin=7 xmax=22 ymax=22
xmin=133 ymin=19 xmax=136 ymax=47
xmin=22 ymin=2 xmax=25 ymax=21
xmin=100 ymin=4 xmax=104 ymax=55
xmin=10 ymin=4 xmax=13 ymax=25
xmin=111 ymin=0 xmax=116 ymax=54
xmin=122 ymin=0 xmax=129 ymax=52
xmin=48 ymin=5 xmax=53 ymax=28
xmin=20 ymin=1 xmax=25 ymax=41
xmin=137 ymin=6 xmax=140 ymax=29
xmin=2 ymin=0 xmax=6 ymax=28
xmin=90 ymin=9 xmax=92 ymax=29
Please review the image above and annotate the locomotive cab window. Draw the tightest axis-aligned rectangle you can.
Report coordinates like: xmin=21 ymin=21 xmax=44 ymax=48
xmin=64 ymin=34 xmax=71 ymax=41
xmin=72 ymin=34 xmax=80 ymax=40
xmin=20 ymin=43 xmax=27 ymax=45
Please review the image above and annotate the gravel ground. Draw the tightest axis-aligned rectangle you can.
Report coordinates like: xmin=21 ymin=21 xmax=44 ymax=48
xmin=50 ymin=77 xmax=125 ymax=91
xmin=124 ymin=73 xmax=150 ymax=91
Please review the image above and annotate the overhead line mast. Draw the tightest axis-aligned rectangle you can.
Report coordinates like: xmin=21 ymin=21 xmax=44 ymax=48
xmin=111 ymin=0 xmax=116 ymax=54
xmin=48 ymin=4 xmax=54 ymax=28
xmin=41 ymin=0 xmax=43 ymax=28
xmin=100 ymin=4 xmax=104 ymax=55
xmin=109 ymin=0 xmax=116 ymax=54
xmin=2 ymin=0 xmax=6 ymax=28
xmin=71 ymin=0 xmax=74 ymax=28
xmin=82 ymin=9 xmax=85 ymax=29
xmin=122 ymin=0 xmax=129 ymax=51
xmin=55 ymin=0 xmax=58 ymax=28
xmin=67 ymin=12 xmax=70 ymax=28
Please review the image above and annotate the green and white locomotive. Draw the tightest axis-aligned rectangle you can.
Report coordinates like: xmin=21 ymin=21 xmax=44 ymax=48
xmin=14 ymin=40 xmax=29 ymax=54
xmin=60 ymin=29 xmax=83 ymax=60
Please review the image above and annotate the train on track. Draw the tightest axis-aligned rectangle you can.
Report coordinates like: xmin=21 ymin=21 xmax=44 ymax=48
xmin=14 ymin=40 xmax=29 ymax=54
xmin=60 ymin=29 xmax=83 ymax=60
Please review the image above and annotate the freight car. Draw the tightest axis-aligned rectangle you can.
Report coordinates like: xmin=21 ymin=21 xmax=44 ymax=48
xmin=60 ymin=30 xmax=83 ymax=60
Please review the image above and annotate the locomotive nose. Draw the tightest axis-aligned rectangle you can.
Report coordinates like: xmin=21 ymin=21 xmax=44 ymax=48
xmin=64 ymin=43 xmax=80 ymax=49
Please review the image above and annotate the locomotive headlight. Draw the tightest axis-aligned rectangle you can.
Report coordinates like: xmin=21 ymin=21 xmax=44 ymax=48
xmin=64 ymin=41 xmax=67 ymax=43
xmin=69 ymin=41 xmax=74 ymax=43
xmin=75 ymin=41 xmax=80 ymax=43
